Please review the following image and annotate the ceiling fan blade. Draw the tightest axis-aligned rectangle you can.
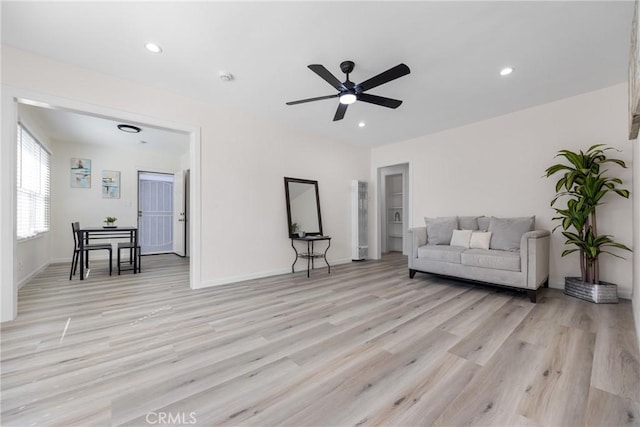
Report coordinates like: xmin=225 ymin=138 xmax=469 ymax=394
xmin=286 ymin=94 xmax=338 ymax=105
xmin=333 ymin=103 xmax=348 ymax=121
xmin=308 ymin=64 xmax=344 ymax=90
xmin=357 ymin=93 xmax=403 ymax=109
xmin=358 ymin=63 xmax=410 ymax=92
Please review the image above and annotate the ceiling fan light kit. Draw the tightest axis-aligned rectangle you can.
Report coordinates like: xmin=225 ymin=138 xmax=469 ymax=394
xmin=339 ymin=93 xmax=357 ymax=105
xmin=286 ymin=60 xmax=410 ymax=121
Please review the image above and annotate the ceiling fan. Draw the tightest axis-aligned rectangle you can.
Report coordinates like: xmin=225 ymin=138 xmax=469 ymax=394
xmin=286 ymin=60 xmax=411 ymax=121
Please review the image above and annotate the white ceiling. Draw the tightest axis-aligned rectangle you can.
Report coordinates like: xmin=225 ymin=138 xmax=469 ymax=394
xmin=18 ymin=103 xmax=190 ymax=156
xmin=1 ymin=1 xmax=635 ymax=147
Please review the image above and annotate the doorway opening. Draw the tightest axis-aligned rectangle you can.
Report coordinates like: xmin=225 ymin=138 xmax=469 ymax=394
xmin=377 ymin=163 xmax=410 ymax=257
xmin=1 ymin=87 xmax=202 ymax=321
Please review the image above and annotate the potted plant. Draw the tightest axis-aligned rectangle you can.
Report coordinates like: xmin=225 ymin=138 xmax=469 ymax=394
xmin=104 ymin=216 xmax=118 ymax=227
xmin=545 ymin=144 xmax=631 ymax=303
xmin=290 ymin=222 xmax=304 ymax=238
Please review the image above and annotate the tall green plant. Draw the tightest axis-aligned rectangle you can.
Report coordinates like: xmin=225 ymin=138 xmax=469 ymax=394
xmin=545 ymin=144 xmax=630 ymax=284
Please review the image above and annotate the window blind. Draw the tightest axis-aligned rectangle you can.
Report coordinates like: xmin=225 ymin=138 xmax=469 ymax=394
xmin=16 ymin=123 xmax=51 ymax=239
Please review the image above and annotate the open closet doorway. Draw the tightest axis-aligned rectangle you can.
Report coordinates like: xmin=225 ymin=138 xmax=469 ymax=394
xmin=377 ymin=163 xmax=410 ymax=256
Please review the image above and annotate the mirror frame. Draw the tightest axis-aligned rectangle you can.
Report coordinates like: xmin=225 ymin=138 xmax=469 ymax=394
xmin=284 ymin=177 xmax=323 ymax=238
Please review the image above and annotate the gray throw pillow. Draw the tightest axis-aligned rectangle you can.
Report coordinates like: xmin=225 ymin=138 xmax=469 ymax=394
xmin=488 ymin=216 xmax=535 ymax=251
xmin=458 ymin=216 xmax=480 ymax=231
xmin=478 ymin=216 xmax=490 ymax=232
xmin=424 ymin=216 xmax=458 ymax=245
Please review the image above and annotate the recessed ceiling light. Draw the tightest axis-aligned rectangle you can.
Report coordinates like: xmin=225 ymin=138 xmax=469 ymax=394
xmin=117 ymin=124 xmax=142 ymax=133
xmin=145 ymin=42 xmax=163 ymax=53
xmin=358 ymin=122 xmax=365 ymax=128
xmin=500 ymin=67 xmax=514 ymax=76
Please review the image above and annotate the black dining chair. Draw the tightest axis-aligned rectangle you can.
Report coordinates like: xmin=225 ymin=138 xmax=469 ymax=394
xmin=70 ymin=222 xmax=112 ymax=280
xmin=117 ymin=240 xmax=141 ymax=274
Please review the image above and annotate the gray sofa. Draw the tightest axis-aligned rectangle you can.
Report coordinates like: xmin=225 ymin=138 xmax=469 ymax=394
xmin=408 ymin=216 xmax=550 ymax=302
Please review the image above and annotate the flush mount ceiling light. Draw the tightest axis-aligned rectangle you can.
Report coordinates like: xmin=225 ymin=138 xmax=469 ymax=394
xmin=145 ymin=42 xmax=163 ymax=53
xmin=358 ymin=122 xmax=366 ymax=128
xmin=117 ymin=124 xmax=142 ymax=133
xmin=500 ymin=67 xmax=514 ymax=76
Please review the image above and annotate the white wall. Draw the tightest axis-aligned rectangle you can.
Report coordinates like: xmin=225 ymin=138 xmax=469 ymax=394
xmin=371 ymin=83 xmax=634 ymax=298
xmin=1 ymin=46 xmax=369 ymax=320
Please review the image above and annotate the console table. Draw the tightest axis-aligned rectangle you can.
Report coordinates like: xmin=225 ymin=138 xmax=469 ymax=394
xmin=290 ymin=235 xmax=331 ymax=277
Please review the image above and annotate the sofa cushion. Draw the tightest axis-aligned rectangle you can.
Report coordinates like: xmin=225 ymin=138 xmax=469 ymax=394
xmin=478 ymin=216 xmax=490 ymax=232
xmin=458 ymin=216 xmax=480 ymax=231
xmin=417 ymin=245 xmax=465 ymax=264
xmin=470 ymin=231 xmax=492 ymax=250
xmin=488 ymin=216 xmax=535 ymax=251
xmin=450 ymin=229 xmax=472 ymax=248
xmin=461 ymin=249 xmax=521 ymax=272
xmin=424 ymin=216 xmax=458 ymax=245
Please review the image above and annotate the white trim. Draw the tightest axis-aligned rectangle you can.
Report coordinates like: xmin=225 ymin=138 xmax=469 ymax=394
xmin=189 ymin=128 xmax=201 ymax=289
xmin=197 ymin=258 xmax=352 ymax=288
xmin=0 ymin=84 xmax=202 ymax=321
xmin=1 ymin=88 xmax=18 ymax=321
xmin=17 ymin=262 xmax=49 ymax=290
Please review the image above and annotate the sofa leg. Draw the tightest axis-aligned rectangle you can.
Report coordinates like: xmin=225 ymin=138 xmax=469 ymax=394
xmin=409 ymin=269 xmax=416 ymax=279
xmin=527 ymin=289 xmax=538 ymax=303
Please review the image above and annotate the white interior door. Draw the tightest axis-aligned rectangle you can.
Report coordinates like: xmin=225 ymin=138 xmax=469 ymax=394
xmin=138 ymin=172 xmax=174 ymax=254
xmin=173 ymin=170 xmax=185 ymax=256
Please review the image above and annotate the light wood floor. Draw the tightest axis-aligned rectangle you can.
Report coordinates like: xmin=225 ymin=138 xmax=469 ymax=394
xmin=2 ymin=253 xmax=639 ymax=426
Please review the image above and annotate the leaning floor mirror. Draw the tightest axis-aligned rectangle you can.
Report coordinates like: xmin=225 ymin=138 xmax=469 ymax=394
xmin=284 ymin=177 xmax=323 ymax=238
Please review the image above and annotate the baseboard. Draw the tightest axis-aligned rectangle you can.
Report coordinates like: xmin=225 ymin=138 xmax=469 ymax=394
xmin=17 ymin=262 xmax=49 ymax=289
xmin=197 ymin=258 xmax=352 ymax=289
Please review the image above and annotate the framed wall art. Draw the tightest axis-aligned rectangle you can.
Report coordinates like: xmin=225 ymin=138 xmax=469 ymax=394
xmin=70 ymin=158 xmax=91 ymax=188
xmin=102 ymin=170 xmax=121 ymax=199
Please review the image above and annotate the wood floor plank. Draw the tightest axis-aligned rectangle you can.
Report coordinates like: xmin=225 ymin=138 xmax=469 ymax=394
xmin=356 ymin=352 xmax=479 ymax=427
xmin=433 ymin=337 xmax=547 ymax=426
xmin=591 ymin=320 xmax=640 ymax=403
xmin=447 ymin=297 xmax=534 ymax=365
xmin=585 ymin=387 xmax=640 ymax=426
xmin=518 ymin=324 xmax=596 ymax=426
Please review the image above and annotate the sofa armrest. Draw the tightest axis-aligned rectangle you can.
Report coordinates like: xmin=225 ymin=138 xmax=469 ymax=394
xmin=520 ymin=230 xmax=550 ymax=289
xmin=408 ymin=227 xmax=427 ymax=261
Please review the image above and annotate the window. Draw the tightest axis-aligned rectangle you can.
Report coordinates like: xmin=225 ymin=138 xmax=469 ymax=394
xmin=16 ymin=123 xmax=50 ymax=239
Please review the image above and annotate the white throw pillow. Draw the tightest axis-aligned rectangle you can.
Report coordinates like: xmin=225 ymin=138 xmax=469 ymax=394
xmin=470 ymin=231 xmax=492 ymax=250
xmin=450 ymin=229 xmax=472 ymax=248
